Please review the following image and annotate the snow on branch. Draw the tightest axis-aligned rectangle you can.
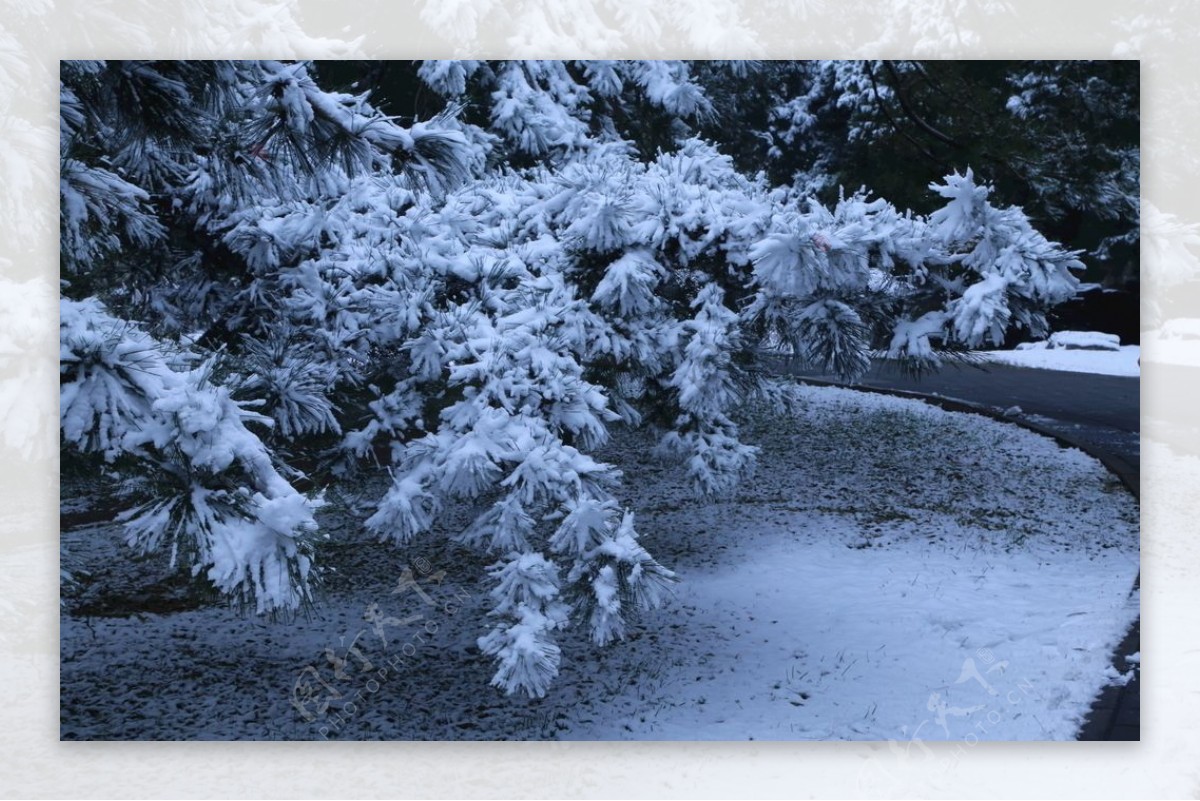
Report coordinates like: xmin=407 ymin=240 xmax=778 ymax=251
xmin=58 ymin=60 xmax=1091 ymax=697
xmin=60 ymin=298 xmax=320 ymax=614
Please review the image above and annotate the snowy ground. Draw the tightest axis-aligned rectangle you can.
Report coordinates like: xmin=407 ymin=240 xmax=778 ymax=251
xmin=60 ymin=385 xmax=1139 ymax=741
xmin=977 ymin=343 xmax=1140 ymax=377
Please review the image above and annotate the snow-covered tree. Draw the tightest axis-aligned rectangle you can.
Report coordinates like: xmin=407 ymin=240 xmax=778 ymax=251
xmin=691 ymin=60 xmax=1137 ymax=287
xmin=415 ymin=59 xmax=711 ymax=162
xmin=868 ymin=61 xmax=1136 ymax=283
xmin=60 ymin=59 xmax=1088 ymax=697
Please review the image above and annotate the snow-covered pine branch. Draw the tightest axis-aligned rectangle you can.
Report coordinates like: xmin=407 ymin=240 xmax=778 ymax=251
xmin=60 ymin=298 xmax=320 ymax=613
xmin=59 ymin=59 xmax=1091 ymax=698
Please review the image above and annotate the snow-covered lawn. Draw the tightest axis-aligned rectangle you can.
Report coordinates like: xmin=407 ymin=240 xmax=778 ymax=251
xmin=978 ymin=342 xmax=1140 ymax=376
xmin=60 ymin=385 xmax=1138 ymax=741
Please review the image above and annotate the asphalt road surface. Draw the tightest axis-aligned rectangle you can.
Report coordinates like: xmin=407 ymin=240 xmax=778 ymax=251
xmin=781 ymin=358 xmax=1141 ymax=469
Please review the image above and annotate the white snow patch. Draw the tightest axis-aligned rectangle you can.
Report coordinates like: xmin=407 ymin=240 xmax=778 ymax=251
xmin=1049 ymin=331 xmax=1121 ymax=351
xmin=978 ymin=343 xmax=1140 ymax=376
xmin=1103 ymin=665 xmax=1136 ymax=687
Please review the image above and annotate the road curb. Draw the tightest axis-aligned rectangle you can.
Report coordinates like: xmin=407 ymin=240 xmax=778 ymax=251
xmin=792 ymin=375 xmax=1141 ymax=742
xmin=792 ymin=375 xmax=1140 ymax=500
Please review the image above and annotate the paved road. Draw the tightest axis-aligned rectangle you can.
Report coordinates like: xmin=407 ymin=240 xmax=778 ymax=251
xmin=781 ymin=358 xmax=1140 ymax=469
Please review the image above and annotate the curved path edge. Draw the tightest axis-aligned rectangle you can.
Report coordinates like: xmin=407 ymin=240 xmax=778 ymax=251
xmin=791 ymin=376 xmax=1141 ymax=742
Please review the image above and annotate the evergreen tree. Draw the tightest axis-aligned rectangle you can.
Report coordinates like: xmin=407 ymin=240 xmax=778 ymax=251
xmin=694 ymin=60 xmax=1138 ymax=286
xmin=60 ymin=59 xmax=1091 ymax=697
